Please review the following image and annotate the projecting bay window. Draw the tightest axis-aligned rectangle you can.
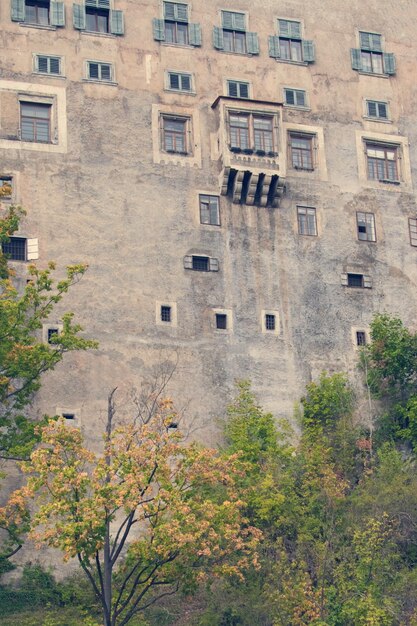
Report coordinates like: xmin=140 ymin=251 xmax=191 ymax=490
xmin=153 ymin=2 xmax=201 ymax=47
xmin=289 ymin=133 xmax=314 ymax=171
xmin=162 ymin=116 xmax=189 ymax=154
xmin=73 ymin=1 xmax=124 ymax=35
xmin=356 ymin=212 xmax=376 ymax=241
xmin=213 ymin=11 xmax=259 ymax=55
xmin=365 ymin=142 xmax=399 ymax=183
xmin=351 ymin=32 xmax=396 ymax=75
xmin=20 ymin=102 xmax=51 ymax=143
xmin=11 ymin=0 xmax=65 ymax=26
xmin=229 ymin=113 xmax=274 ymax=154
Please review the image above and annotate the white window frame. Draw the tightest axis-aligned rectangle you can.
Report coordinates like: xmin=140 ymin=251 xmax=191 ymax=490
xmin=85 ymin=60 xmax=115 ymax=83
xmin=365 ymin=99 xmax=389 ymax=121
xmin=284 ymin=87 xmax=308 ymax=108
xmin=226 ymin=79 xmax=250 ymax=99
xmin=33 ymin=53 xmax=63 ymax=76
xmin=166 ymin=71 xmax=194 ymax=93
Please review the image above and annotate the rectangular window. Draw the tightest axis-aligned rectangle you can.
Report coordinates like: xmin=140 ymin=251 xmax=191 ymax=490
xmin=0 ymin=177 xmax=13 ymax=198
xmin=192 ymin=256 xmax=209 ymax=271
xmin=20 ymin=102 xmax=51 ymax=143
xmin=35 ymin=55 xmax=61 ymax=75
xmin=162 ymin=116 xmax=188 ymax=154
xmin=2 ymin=237 xmax=26 ymax=261
xmin=356 ymin=212 xmax=376 ymax=241
xmin=297 ymin=206 xmax=317 ymax=236
xmin=356 ymin=331 xmax=367 ymax=346
xmin=216 ymin=313 xmax=227 ymax=330
xmin=47 ymin=327 xmax=59 ymax=343
xmin=347 ymin=273 xmax=364 ymax=288
xmin=227 ymin=80 xmax=249 ymax=99
xmin=366 ymin=100 xmax=388 ymax=119
xmin=86 ymin=7 xmax=109 ymax=33
xmin=230 ymin=113 xmax=250 ymax=150
xmin=265 ymin=314 xmax=276 ymax=331
xmin=351 ymin=32 xmax=395 ymax=75
xmin=199 ymin=195 xmax=220 ymax=226
xmin=409 ymin=218 xmax=417 ymax=247
xmin=284 ymin=88 xmax=306 ymax=107
xmin=229 ymin=113 xmax=274 ymax=153
xmin=278 ymin=19 xmax=302 ymax=61
xmin=25 ymin=0 xmax=50 ymax=25
xmin=167 ymin=71 xmax=192 ymax=92
xmin=253 ymin=116 xmax=273 ymax=152
xmin=289 ymin=133 xmax=314 ymax=170
xmin=222 ymin=11 xmax=247 ymax=53
xmin=164 ymin=1 xmax=189 ymax=44
xmin=87 ymin=61 xmax=113 ymax=81
xmin=366 ymin=142 xmax=399 ymax=182
xmin=160 ymin=305 xmax=171 ymax=322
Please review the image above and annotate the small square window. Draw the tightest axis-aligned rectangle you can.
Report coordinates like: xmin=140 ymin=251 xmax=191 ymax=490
xmin=366 ymin=100 xmax=388 ymax=119
xmin=357 ymin=212 xmax=376 ymax=242
xmin=409 ymin=218 xmax=417 ymax=247
xmin=2 ymin=237 xmax=26 ymax=261
xmin=167 ymin=72 xmax=192 ymax=92
xmin=87 ymin=62 xmax=113 ymax=82
xmin=199 ymin=195 xmax=220 ymax=226
xmin=284 ymin=88 xmax=306 ymax=107
xmin=0 ymin=177 xmax=13 ymax=198
xmin=227 ymin=80 xmax=249 ymax=99
xmin=192 ymin=256 xmax=209 ymax=271
xmin=265 ymin=314 xmax=276 ymax=331
xmin=47 ymin=327 xmax=59 ymax=343
xmin=297 ymin=206 xmax=317 ymax=236
xmin=356 ymin=331 xmax=367 ymax=346
xmin=216 ymin=313 xmax=227 ymax=330
xmin=161 ymin=305 xmax=172 ymax=322
xmin=347 ymin=273 xmax=364 ymax=288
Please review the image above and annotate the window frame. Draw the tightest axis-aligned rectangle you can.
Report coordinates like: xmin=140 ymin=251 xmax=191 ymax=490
xmin=24 ymin=0 xmax=50 ymax=26
xmin=227 ymin=80 xmax=250 ymax=99
xmin=365 ymin=141 xmax=399 ymax=184
xmin=365 ymin=99 xmax=389 ymax=120
xmin=356 ymin=211 xmax=376 ymax=242
xmin=284 ymin=88 xmax=307 ymax=108
xmin=161 ymin=114 xmax=190 ymax=155
xmin=297 ymin=206 xmax=317 ymax=236
xmin=278 ymin=18 xmax=302 ymax=62
xmin=20 ymin=101 xmax=51 ymax=143
xmin=166 ymin=71 xmax=193 ymax=93
xmin=229 ymin=111 xmax=275 ymax=153
xmin=221 ymin=10 xmax=247 ymax=54
xmin=1 ymin=237 xmax=27 ymax=261
xmin=34 ymin=54 xmax=62 ymax=76
xmin=163 ymin=1 xmax=189 ymax=45
xmin=347 ymin=273 xmax=365 ymax=288
xmin=288 ymin=132 xmax=315 ymax=171
xmin=85 ymin=6 xmax=110 ymax=33
xmin=160 ymin=305 xmax=172 ymax=323
xmin=86 ymin=60 xmax=114 ymax=82
xmin=199 ymin=194 xmax=220 ymax=226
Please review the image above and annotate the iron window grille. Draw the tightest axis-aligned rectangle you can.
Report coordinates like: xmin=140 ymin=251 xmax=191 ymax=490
xmin=199 ymin=195 xmax=220 ymax=226
xmin=265 ymin=314 xmax=276 ymax=331
xmin=356 ymin=212 xmax=376 ymax=241
xmin=2 ymin=237 xmax=26 ymax=261
xmin=160 ymin=305 xmax=172 ymax=322
xmin=297 ymin=206 xmax=317 ymax=236
xmin=20 ymin=102 xmax=51 ymax=143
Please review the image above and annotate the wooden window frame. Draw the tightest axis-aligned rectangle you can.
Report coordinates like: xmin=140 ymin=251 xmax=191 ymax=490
xmin=289 ymin=132 xmax=314 ymax=171
xmin=199 ymin=195 xmax=220 ymax=226
xmin=366 ymin=100 xmax=388 ymax=120
xmin=87 ymin=61 xmax=113 ymax=82
xmin=297 ymin=206 xmax=317 ymax=236
xmin=284 ymin=88 xmax=307 ymax=107
xmin=227 ymin=80 xmax=250 ymax=99
xmin=356 ymin=212 xmax=376 ymax=242
xmin=85 ymin=6 xmax=109 ymax=33
xmin=229 ymin=112 xmax=275 ymax=153
xmin=167 ymin=71 xmax=192 ymax=92
xmin=365 ymin=142 xmax=399 ymax=183
xmin=161 ymin=115 xmax=189 ymax=154
xmin=20 ymin=101 xmax=51 ymax=143
xmin=25 ymin=0 xmax=50 ymax=25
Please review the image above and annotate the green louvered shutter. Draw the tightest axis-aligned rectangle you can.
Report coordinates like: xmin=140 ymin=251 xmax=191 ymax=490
xmin=175 ymin=3 xmax=188 ymax=22
xmin=302 ymin=40 xmax=315 ymax=62
xmin=153 ymin=18 xmax=165 ymax=41
xmin=351 ymin=48 xmax=362 ymax=71
xmin=110 ymin=10 xmax=124 ymax=35
xmin=383 ymin=52 xmax=396 ymax=75
xmin=50 ymin=1 xmax=65 ymax=26
xmin=11 ymin=0 xmax=25 ymax=21
xmin=359 ymin=32 xmax=371 ymax=50
xmin=289 ymin=21 xmax=301 ymax=38
xmin=232 ymin=12 xmax=246 ymax=31
xmin=221 ymin=11 xmax=233 ymax=29
xmin=268 ymin=35 xmax=281 ymax=58
xmin=189 ymin=23 xmax=201 ymax=46
xmin=213 ymin=26 xmax=224 ymax=50
xmin=246 ymin=32 xmax=259 ymax=54
xmin=73 ymin=3 xmax=86 ymax=29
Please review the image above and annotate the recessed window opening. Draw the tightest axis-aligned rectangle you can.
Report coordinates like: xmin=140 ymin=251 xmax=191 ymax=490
xmin=2 ymin=237 xmax=26 ymax=261
xmin=47 ymin=328 xmax=59 ymax=343
xmin=192 ymin=256 xmax=209 ymax=271
xmin=265 ymin=314 xmax=276 ymax=331
xmin=199 ymin=195 xmax=220 ymax=226
xmin=20 ymin=102 xmax=51 ymax=143
xmin=160 ymin=305 xmax=172 ymax=322
xmin=86 ymin=7 xmax=109 ymax=33
xmin=216 ymin=313 xmax=227 ymax=329
xmin=347 ymin=273 xmax=364 ymax=288
xmin=62 ymin=413 xmax=75 ymax=420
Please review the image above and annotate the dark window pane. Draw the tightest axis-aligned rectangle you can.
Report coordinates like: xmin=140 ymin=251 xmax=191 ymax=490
xmin=216 ymin=314 xmax=227 ymax=329
xmin=161 ymin=306 xmax=171 ymax=322
xmin=347 ymin=273 xmax=364 ymax=288
xmin=192 ymin=256 xmax=209 ymax=271
xmin=265 ymin=314 xmax=275 ymax=331
xmin=2 ymin=237 xmax=26 ymax=261
xmin=356 ymin=331 xmax=367 ymax=346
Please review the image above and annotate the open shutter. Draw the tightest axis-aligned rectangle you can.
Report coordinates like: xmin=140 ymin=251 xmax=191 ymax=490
xmin=209 ymin=258 xmax=219 ymax=272
xmin=213 ymin=26 xmax=224 ymax=50
xmin=73 ymin=3 xmax=86 ymax=30
xmin=383 ymin=53 xmax=396 ymax=75
xmin=11 ymin=0 xmax=25 ymax=21
xmin=189 ymin=22 xmax=201 ymax=46
xmin=341 ymin=273 xmax=348 ymax=287
xmin=351 ymin=48 xmax=362 ymax=71
xmin=183 ymin=255 xmax=193 ymax=269
xmin=153 ymin=18 xmax=165 ymax=41
xmin=302 ymin=40 xmax=315 ymax=62
xmin=246 ymin=32 xmax=260 ymax=55
xmin=363 ymin=275 xmax=372 ymax=289
xmin=359 ymin=32 xmax=371 ymax=50
xmin=26 ymin=239 xmax=39 ymax=261
xmin=110 ymin=10 xmax=124 ymax=35
xmin=268 ymin=35 xmax=281 ymax=58
xmin=50 ymin=1 xmax=65 ymax=26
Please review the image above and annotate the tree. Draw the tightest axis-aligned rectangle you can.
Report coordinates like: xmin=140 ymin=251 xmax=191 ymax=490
xmin=17 ymin=392 xmax=260 ymax=626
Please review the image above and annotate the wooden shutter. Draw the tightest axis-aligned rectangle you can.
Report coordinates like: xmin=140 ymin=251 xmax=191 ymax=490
xmin=50 ymin=1 xmax=65 ymax=26
xmin=73 ymin=3 xmax=86 ymax=30
xmin=153 ymin=18 xmax=165 ymax=41
xmin=11 ymin=0 xmax=25 ymax=21
xmin=296 ymin=91 xmax=306 ymax=107
xmin=181 ymin=74 xmax=191 ymax=91
xmin=37 ymin=56 xmax=49 ymax=73
xmin=351 ymin=48 xmax=362 ymax=71
xmin=239 ymin=83 xmax=249 ymax=98
xmin=213 ymin=26 xmax=224 ymax=50
xmin=228 ymin=81 xmax=238 ymax=97
xmin=100 ymin=64 xmax=112 ymax=80
xmin=341 ymin=273 xmax=348 ymax=287
xmin=246 ymin=32 xmax=260 ymax=55
xmin=110 ymin=10 xmax=124 ymax=35
xmin=289 ymin=21 xmax=301 ymax=38
xmin=278 ymin=20 xmax=290 ymax=36
xmin=86 ymin=0 xmax=110 ymax=7
xmin=175 ymin=3 xmax=188 ymax=22
xmin=268 ymin=35 xmax=281 ymax=58
xmin=378 ymin=102 xmax=388 ymax=118
xmin=189 ymin=23 xmax=201 ymax=46
xmin=363 ymin=275 xmax=372 ymax=289
xmin=383 ymin=53 xmax=396 ymax=75
xmin=88 ymin=62 xmax=99 ymax=79
xmin=27 ymin=238 xmax=39 ymax=261
xmin=359 ymin=32 xmax=372 ymax=50
xmin=209 ymin=258 xmax=219 ymax=272
xmin=183 ymin=255 xmax=193 ymax=269
xmin=302 ymin=40 xmax=315 ymax=62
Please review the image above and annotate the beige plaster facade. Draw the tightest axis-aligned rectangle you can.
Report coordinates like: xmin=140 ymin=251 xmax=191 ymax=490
xmin=0 ymin=0 xmax=417 ymax=447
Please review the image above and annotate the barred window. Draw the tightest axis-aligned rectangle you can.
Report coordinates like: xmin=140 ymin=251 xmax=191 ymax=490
xmin=265 ymin=314 xmax=276 ymax=331
xmin=160 ymin=305 xmax=172 ymax=322
xmin=2 ymin=237 xmax=26 ymax=261
xmin=297 ymin=206 xmax=317 ymax=236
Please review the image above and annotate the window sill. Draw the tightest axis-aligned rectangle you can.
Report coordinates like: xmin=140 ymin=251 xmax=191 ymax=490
xmin=363 ymin=115 xmax=392 ymax=123
xmin=272 ymin=58 xmax=309 ymax=67
xmin=82 ymin=79 xmax=118 ymax=86
xmin=161 ymin=42 xmax=196 ymax=49
xmin=358 ymin=71 xmax=390 ymax=79
xmin=284 ymin=104 xmax=311 ymax=111
xmin=163 ymin=150 xmax=191 ymax=157
xmin=217 ymin=50 xmax=259 ymax=57
xmin=33 ymin=72 xmax=66 ymax=80
xmin=292 ymin=166 xmax=315 ymax=172
xmin=164 ymin=88 xmax=196 ymax=96
xmin=81 ymin=31 xmax=116 ymax=39
xmin=19 ymin=22 xmax=56 ymax=31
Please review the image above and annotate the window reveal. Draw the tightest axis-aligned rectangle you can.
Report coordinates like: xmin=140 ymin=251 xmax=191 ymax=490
xmin=20 ymin=102 xmax=51 ymax=143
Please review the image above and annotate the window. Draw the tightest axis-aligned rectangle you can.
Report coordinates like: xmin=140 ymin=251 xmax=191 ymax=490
xmin=24 ymin=0 xmax=49 ymax=25
xmin=11 ymin=0 xmax=65 ymax=26
xmin=216 ymin=313 xmax=227 ymax=330
xmin=366 ymin=100 xmax=388 ymax=120
xmin=73 ymin=2 xmax=124 ymax=35
xmin=409 ymin=218 xmax=417 ymax=247
xmin=297 ymin=206 xmax=317 ymax=236
xmin=62 ymin=413 xmax=75 ymax=420
xmin=269 ymin=20 xmax=315 ymax=63
xmin=356 ymin=212 xmax=376 ymax=241
xmin=199 ymin=195 xmax=220 ymax=226
xmin=351 ymin=32 xmax=396 ymax=75
xmin=229 ymin=113 xmax=274 ymax=153
xmin=365 ymin=142 xmax=399 ymax=183
xmin=1 ymin=236 xmax=38 ymax=261
xmin=20 ymin=102 xmax=51 ymax=143
xmin=34 ymin=54 xmax=61 ymax=75
xmin=356 ymin=331 xmax=367 ymax=346
xmin=167 ymin=72 xmax=192 ymax=92
xmin=289 ymin=133 xmax=314 ymax=170
xmin=213 ymin=12 xmax=259 ymax=55
xmin=47 ymin=327 xmax=59 ymax=343
xmin=162 ymin=116 xmax=189 ymax=154
xmin=0 ymin=177 xmax=13 ymax=198
xmin=152 ymin=2 xmax=201 ymax=47
xmin=160 ymin=305 xmax=171 ymax=322
xmin=184 ymin=255 xmax=219 ymax=272
xmin=265 ymin=314 xmax=276 ymax=331
xmin=87 ymin=61 xmax=113 ymax=82
xmin=284 ymin=88 xmax=307 ymax=107
xmin=227 ymin=80 xmax=249 ymax=99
